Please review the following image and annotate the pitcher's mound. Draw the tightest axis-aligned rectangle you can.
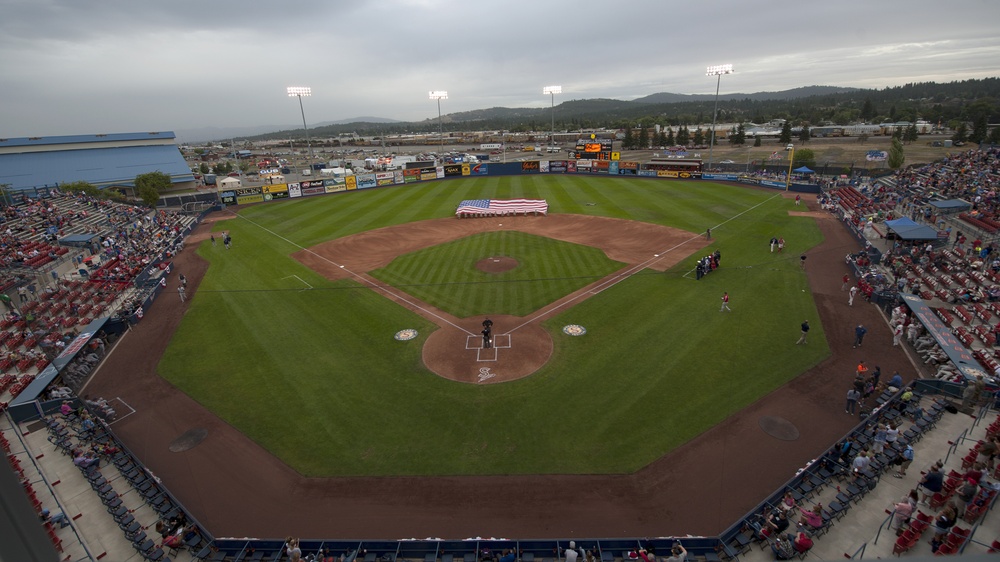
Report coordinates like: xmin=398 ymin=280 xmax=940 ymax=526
xmin=476 ymin=257 xmax=518 ymax=273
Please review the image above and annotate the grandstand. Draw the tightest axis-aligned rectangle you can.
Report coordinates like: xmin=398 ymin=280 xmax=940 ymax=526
xmin=4 ymin=148 xmax=1000 ymax=560
xmin=0 ymin=132 xmax=195 ymax=194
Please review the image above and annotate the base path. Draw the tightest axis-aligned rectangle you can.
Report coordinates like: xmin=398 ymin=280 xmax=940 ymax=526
xmin=295 ymin=214 xmax=707 ymax=383
xmin=85 ymin=197 xmax=915 ymax=540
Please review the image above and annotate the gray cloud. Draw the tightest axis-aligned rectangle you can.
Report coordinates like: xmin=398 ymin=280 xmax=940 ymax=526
xmin=1 ymin=0 xmax=998 ymax=138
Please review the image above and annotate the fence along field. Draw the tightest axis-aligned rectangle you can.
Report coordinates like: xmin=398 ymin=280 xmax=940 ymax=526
xmin=158 ymin=176 xmax=828 ymax=477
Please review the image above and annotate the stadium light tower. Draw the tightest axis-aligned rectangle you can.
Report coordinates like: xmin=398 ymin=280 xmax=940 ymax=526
xmin=543 ymin=85 xmax=562 ymax=145
xmin=429 ymin=91 xmax=448 ymax=149
xmin=785 ymin=143 xmax=795 ymax=191
xmin=287 ymin=86 xmax=315 ymax=166
xmin=705 ymin=64 xmax=734 ymax=170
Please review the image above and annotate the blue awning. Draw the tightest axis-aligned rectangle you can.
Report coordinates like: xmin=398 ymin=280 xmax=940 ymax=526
xmin=884 ymin=217 xmax=940 ymax=240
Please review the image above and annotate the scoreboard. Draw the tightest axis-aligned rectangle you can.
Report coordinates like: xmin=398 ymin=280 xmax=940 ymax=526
xmin=573 ymin=139 xmax=614 ymax=160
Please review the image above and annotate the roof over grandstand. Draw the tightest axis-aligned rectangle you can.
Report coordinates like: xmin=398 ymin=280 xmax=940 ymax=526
xmin=928 ymin=199 xmax=972 ymax=211
xmin=0 ymin=132 xmax=194 ymax=192
xmin=884 ymin=217 xmax=940 ymax=240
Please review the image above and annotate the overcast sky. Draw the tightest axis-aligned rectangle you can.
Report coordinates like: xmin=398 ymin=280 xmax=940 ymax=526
xmin=2 ymin=0 xmax=999 ymax=141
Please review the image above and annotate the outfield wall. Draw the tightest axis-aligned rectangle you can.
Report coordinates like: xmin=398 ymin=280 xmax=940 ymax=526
xmin=217 ymin=163 xmax=819 ymax=207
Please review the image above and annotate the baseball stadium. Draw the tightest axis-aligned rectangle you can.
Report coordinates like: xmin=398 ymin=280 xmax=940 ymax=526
xmin=2 ymin=137 xmax=999 ymax=561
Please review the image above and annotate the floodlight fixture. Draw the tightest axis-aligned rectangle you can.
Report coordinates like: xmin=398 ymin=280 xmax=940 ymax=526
xmin=543 ymin=86 xmax=562 ymax=144
xmin=429 ymin=91 xmax=448 ymax=148
xmin=705 ymin=64 xmax=734 ymax=169
xmin=705 ymin=64 xmax=734 ymax=76
xmin=286 ymin=86 xmax=314 ymax=164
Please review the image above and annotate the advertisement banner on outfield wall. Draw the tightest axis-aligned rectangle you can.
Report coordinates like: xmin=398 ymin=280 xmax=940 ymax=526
xmin=220 ymin=190 xmax=236 ymax=205
xmin=521 ymin=161 xmax=540 ymax=173
xmin=567 ymin=161 xmax=577 ymax=173
xmin=657 ymin=170 xmax=679 ymax=178
xmin=443 ymin=165 xmax=463 ymax=177
xmin=436 ymin=166 xmax=445 ymax=179
xmin=759 ymin=180 xmax=786 ymax=189
xmin=420 ymin=169 xmax=438 ymax=181
xmin=237 ymin=194 xmax=264 ymax=204
xmin=592 ymin=161 xmax=610 ymax=174
xmin=403 ymin=169 xmax=421 ymax=183
xmin=323 ymin=179 xmax=346 ymax=193
xmin=469 ymin=163 xmax=488 ymax=176
xmin=618 ymin=161 xmax=638 ymax=175
xmin=346 ymin=176 xmax=358 ymax=190
xmin=375 ymin=172 xmax=394 ymax=186
xmin=288 ymin=183 xmax=302 ymax=197
xmin=638 ymin=170 xmax=657 ymax=177
xmin=678 ymin=171 xmax=701 ymax=179
xmin=540 ymin=161 xmax=550 ymax=173
xmin=609 ymin=162 xmax=619 ymax=174
xmin=263 ymin=191 xmax=288 ymax=201
xmin=302 ymin=186 xmax=325 ymax=196
xmin=357 ymin=174 xmax=377 ymax=189
xmin=235 ymin=187 xmax=261 ymax=196
xmin=576 ymin=159 xmax=592 ymax=169
xmin=393 ymin=171 xmax=404 ymax=184
xmin=738 ymin=177 xmax=761 ymax=185
xmin=261 ymin=184 xmax=288 ymax=194
xmin=549 ymin=161 xmax=567 ymax=173
xmin=702 ymin=173 xmax=738 ymax=181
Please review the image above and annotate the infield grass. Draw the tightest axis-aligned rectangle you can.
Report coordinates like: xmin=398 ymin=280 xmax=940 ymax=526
xmin=160 ymin=176 xmax=829 ymax=476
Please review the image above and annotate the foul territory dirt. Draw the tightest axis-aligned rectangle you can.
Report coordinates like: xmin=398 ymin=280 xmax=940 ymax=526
xmin=85 ymin=194 xmax=915 ymax=540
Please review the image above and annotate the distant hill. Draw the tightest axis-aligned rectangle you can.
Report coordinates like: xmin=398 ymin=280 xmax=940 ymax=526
xmin=233 ymin=79 xmax=1000 ymax=142
xmin=632 ymin=86 xmax=860 ymax=104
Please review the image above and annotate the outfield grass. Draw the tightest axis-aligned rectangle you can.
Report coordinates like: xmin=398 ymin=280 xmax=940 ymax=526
xmin=159 ymin=176 xmax=829 ymax=477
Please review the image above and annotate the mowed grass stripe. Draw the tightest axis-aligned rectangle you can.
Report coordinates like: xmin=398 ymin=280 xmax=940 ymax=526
xmin=169 ymin=177 xmax=829 ymax=476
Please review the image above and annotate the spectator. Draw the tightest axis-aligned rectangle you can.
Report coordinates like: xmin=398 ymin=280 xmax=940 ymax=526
xmin=564 ymin=542 xmax=580 ymax=562
xmin=891 ymin=498 xmax=913 ymax=530
xmin=893 ymin=444 xmax=914 ymax=477
xmin=72 ymin=450 xmax=99 ymax=469
xmin=797 ymin=504 xmax=823 ymax=531
xmin=664 ymin=543 xmax=686 ymax=562
xmin=39 ymin=508 xmax=70 ymax=529
xmin=919 ymin=465 xmax=944 ymax=505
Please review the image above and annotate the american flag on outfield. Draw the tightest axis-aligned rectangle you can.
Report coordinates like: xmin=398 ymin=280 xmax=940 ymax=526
xmin=455 ymin=199 xmax=548 ymax=217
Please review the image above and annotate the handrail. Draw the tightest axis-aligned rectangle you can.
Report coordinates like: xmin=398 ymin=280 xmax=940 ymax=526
xmin=872 ymin=509 xmax=897 ymax=546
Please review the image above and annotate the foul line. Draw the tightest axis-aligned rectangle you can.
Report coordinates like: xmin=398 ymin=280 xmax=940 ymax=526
xmin=505 ymin=192 xmax=785 ymax=335
xmin=223 ymin=210 xmax=475 ymax=335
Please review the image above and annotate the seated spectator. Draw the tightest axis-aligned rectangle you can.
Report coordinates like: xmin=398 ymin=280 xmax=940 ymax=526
xmin=39 ymin=508 xmax=70 ymax=529
xmin=790 ymin=531 xmax=813 ymax=554
xmin=760 ymin=510 xmax=789 ymax=538
xmin=59 ymin=400 xmax=72 ymax=417
xmin=779 ymin=491 xmax=797 ymax=514
xmin=499 ymin=550 xmax=516 ymax=562
xmin=769 ymin=536 xmax=794 ymax=560
xmin=798 ymin=504 xmax=824 ymax=530
xmin=72 ymin=450 xmax=99 ymax=469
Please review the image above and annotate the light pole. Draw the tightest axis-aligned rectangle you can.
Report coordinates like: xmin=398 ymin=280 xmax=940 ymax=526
xmin=706 ymin=64 xmax=734 ymax=171
xmin=543 ymin=85 xmax=562 ymax=146
xmin=785 ymin=143 xmax=795 ymax=191
xmin=429 ymin=91 xmax=448 ymax=150
xmin=287 ymin=86 xmax=314 ymax=166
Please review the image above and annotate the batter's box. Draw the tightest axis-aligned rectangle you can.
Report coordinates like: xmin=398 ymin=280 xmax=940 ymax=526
xmin=491 ymin=333 xmax=511 ymax=349
xmin=477 ymin=346 xmax=498 ymax=362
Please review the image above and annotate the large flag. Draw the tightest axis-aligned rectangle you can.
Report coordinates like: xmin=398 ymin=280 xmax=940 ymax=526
xmin=456 ymin=199 xmax=548 ymax=217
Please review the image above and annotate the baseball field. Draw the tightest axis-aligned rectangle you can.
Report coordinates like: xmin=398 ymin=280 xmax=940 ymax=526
xmin=157 ymin=175 xmax=830 ymax=479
